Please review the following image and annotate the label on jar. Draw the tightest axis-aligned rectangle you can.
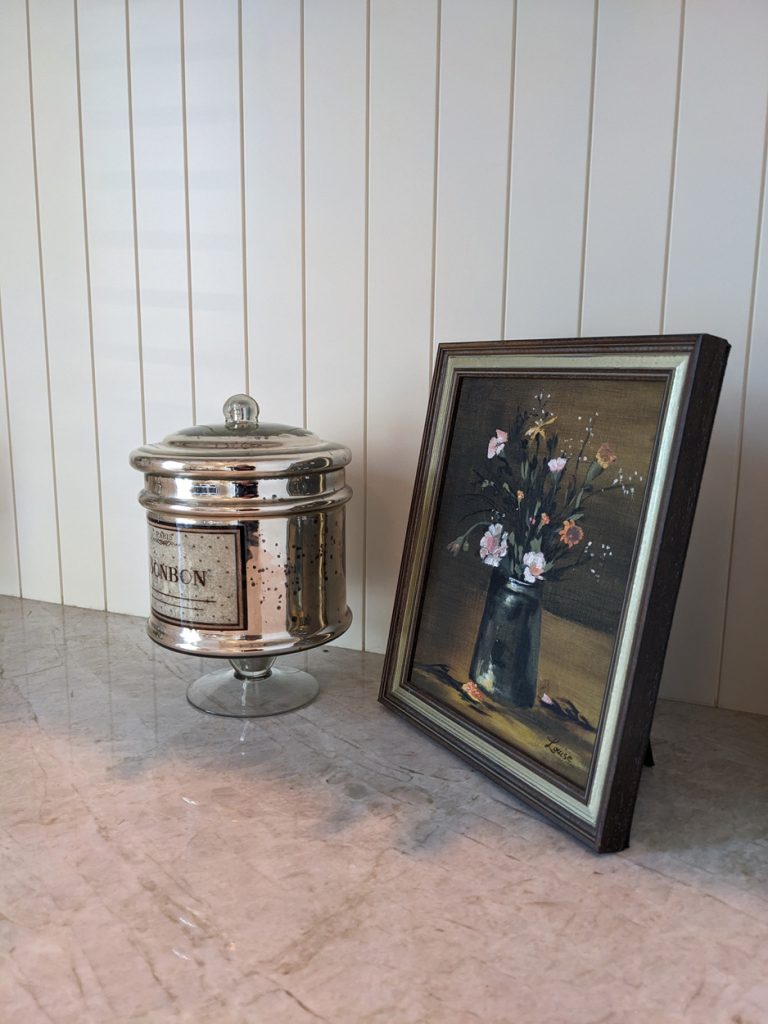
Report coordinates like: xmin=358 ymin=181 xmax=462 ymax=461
xmin=148 ymin=519 xmax=246 ymax=630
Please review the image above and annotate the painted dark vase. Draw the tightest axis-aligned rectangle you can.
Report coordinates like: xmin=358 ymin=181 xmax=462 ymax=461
xmin=469 ymin=571 xmax=543 ymax=707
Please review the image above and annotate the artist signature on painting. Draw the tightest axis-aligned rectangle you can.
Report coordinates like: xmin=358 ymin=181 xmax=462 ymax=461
xmin=544 ymin=737 xmax=575 ymax=765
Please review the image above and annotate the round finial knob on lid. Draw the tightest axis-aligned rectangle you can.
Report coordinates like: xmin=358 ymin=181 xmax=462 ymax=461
xmin=223 ymin=393 xmax=260 ymax=428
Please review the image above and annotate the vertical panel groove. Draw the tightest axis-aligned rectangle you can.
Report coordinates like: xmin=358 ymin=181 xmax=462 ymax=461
xmin=361 ymin=0 xmax=370 ymax=649
xmin=0 ymin=290 xmax=22 ymax=594
xmin=124 ymin=0 xmax=146 ymax=444
xmin=428 ymin=0 xmax=442 ymax=373
xmin=576 ymin=0 xmax=599 ymax=337
xmin=179 ymin=0 xmax=196 ymax=424
xmin=299 ymin=0 xmax=307 ymax=429
xmin=503 ymin=2 xmax=591 ymax=339
xmin=715 ymin=83 xmax=768 ymax=707
xmin=25 ymin=0 xmax=63 ymax=605
xmin=660 ymin=0 xmax=686 ymax=332
xmin=237 ymin=0 xmax=249 ymax=396
xmin=74 ymin=0 xmax=108 ymax=611
xmin=303 ymin=0 xmax=366 ymax=649
xmin=499 ymin=0 xmax=517 ymax=339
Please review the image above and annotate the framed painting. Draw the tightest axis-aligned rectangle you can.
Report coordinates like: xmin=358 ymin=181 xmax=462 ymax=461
xmin=379 ymin=335 xmax=729 ymax=853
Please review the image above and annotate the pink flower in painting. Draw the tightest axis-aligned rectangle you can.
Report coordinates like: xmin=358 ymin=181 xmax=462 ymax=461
xmin=487 ymin=429 xmax=508 ymax=459
xmin=462 ymin=680 xmax=485 ymax=703
xmin=479 ymin=524 xmax=508 ymax=567
xmin=548 ymin=457 xmax=567 ymax=474
xmin=522 ymin=550 xmax=546 ymax=583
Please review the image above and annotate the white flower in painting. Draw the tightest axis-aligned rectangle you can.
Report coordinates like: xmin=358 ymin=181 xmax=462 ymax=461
xmin=548 ymin=457 xmax=567 ymax=474
xmin=487 ymin=429 xmax=508 ymax=459
xmin=522 ymin=550 xmax=546 ymax=583
xmin=479 ymin=524 xmax=508 ymax=567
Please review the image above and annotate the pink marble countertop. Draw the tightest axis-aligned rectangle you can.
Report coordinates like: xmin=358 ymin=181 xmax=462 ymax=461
xmin=1 ymin=596 xmax=767 ymax=1024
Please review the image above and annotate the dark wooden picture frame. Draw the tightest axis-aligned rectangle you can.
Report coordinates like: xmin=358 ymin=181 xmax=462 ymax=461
xmin=379 ymin=335 xmax=729 ymax=853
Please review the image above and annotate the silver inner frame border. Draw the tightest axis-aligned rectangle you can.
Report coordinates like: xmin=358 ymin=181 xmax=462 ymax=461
xmin=389 ymin=350 xmax=690 ymax=828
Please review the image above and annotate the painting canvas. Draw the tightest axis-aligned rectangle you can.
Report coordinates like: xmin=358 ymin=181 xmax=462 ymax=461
xmin=412 ymin=374 xmax=664 ymax=792
xmin=380 ymin=337 xmax=729 ymax=852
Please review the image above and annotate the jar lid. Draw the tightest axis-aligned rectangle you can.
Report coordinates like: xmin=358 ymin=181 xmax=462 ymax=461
xmin=130 ymin=394 xmax=351 ymax=478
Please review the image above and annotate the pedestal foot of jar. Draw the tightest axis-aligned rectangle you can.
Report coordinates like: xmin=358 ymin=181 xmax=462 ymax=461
xmin=186 ymin=657 xmax=319 ymax=717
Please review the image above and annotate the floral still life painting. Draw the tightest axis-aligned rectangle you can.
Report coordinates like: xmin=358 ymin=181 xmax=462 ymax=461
xmin=380 ymin=337 xmax=729 ymax=852
xmin=451 ymin=394 xmax=635 ymax=714
xmin=410 ymin=377 xmax=658 ymax=792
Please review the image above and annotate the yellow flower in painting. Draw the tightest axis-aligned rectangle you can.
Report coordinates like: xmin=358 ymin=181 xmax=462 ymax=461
xmin=596 ymin=443 xmax=617 ymax=469
xmin=524 ymin=415 xmax=557 ymax=442
xmin=559 ymin=519 xmax=584 ymax=549
xmin=516 ymin=490 xmax=525 ymax=502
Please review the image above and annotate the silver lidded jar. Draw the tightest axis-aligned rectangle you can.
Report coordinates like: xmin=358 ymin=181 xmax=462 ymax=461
xmin=130 ymin=394 xmax=352 ymax=717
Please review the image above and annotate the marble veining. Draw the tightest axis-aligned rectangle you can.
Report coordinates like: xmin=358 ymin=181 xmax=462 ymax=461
xmin=0 ymin=596 xmax=767 ymax=1023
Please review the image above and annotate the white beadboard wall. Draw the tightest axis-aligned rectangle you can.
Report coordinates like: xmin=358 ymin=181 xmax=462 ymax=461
xmin=1 ymin=0 xmax=766 ymax=714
